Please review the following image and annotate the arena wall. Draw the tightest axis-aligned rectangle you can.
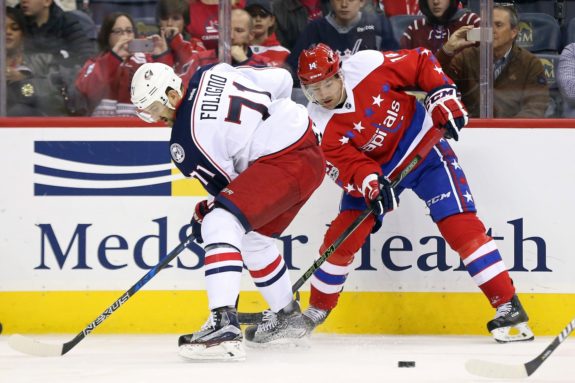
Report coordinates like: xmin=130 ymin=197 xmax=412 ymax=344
xmin=0 ymin=117 xmax=573 ymax=336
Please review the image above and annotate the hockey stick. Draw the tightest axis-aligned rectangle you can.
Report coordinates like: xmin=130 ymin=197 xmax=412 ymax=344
xmin=238 ymin=126 xmax=445 ymax=325
xmin=8 ymin=233 xmax=196 ymax=357
xmin=465 ymin=318 xmax=575 ymax=379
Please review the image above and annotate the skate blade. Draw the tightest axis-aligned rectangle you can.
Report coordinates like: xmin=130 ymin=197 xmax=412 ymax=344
xmin=179 ymin=340 xmax=246 ymax=362
xmin=491 ymin=322 xmax=535 ymax=343
xmin=245 ymin=335 xmax=310 ymax=349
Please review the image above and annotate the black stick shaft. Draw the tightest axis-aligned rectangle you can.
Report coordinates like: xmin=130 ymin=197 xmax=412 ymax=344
xmin=60 ymin=233 xmax=195 ymax=355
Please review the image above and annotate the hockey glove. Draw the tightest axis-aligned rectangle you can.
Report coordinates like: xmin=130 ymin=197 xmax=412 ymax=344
xmin=425 ymin=85 xmax=468 ymax=141
xmin=191 ymin=199 xmax=214 ymax=244
xmin=361 ymin=174 xmax=398 ymax=216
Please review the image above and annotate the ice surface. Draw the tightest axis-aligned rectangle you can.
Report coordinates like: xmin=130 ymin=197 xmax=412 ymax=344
xmin=1 ymin=334 xmax=573 ymax=383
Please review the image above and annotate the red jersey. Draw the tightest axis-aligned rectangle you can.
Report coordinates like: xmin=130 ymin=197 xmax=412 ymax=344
xmin=186 ymin=1 xmax=245 ymax=51
xmin=307 ymin=49 xmax=454 ymax=197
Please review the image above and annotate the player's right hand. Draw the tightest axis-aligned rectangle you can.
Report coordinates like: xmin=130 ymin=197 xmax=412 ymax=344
xmin=191 ymin=200 xmax=214 ymax=244
xmin=361 ymin=174 xmax=398 ymax=216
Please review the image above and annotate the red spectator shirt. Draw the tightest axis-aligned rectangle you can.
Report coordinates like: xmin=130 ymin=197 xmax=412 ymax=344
xmin=75 ymin=52 xmax=171 ymax=110
xmin=380 ymin=0 xmax=419 ymax=16
xmin=250 ymin=33 xmax=290 ymax=67
xmin=186 ymin=0 xmax=245 ymax=51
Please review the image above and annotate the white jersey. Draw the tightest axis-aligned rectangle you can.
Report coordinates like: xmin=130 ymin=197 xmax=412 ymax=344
xmin=170 ymin=63 xmax=311 ymax=195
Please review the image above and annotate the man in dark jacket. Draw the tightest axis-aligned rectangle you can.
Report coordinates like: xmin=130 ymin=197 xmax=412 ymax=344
xmin=19 ymin=0 xmax=96 ymax=67
xmin=438 ymin=3 xmax=549 ymax=117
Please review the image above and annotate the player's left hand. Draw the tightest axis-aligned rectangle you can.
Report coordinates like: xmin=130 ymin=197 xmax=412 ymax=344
xmin=362 ymin=174 xmax=398 ymax=216
xmin=191 ymin=199 xmax=214 ymax=244
xmin=425 ymin=85 xmax=468 ymax=141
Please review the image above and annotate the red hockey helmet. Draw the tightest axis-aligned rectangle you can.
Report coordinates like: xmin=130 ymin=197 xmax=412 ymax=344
xmin=297 ymin=43 xmax=341 ymax=85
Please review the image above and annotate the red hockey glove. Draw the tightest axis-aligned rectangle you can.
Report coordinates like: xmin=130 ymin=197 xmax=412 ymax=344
xmin=425 ymin=85 xmax=468 ymax=141
xmin=191 ymin=199 xmax=214 ymax=244
xmin=361 ymin=174 xmax=398 ymax=216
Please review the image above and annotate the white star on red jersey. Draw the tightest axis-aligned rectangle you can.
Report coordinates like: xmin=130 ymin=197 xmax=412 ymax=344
xmin=353 ymin=121 xmax=365 ymax=132
xmin=463 ymin=191 xmax=474 ymax=203
xmin=421 ymin=48 xmax=431 ymax=56
xmin=345 ymin=183 xmax=355 ymax=193
xmin=339 ymin=136 xmax=350 ymax=145
xmin=372 ymin=94 xmax=383 ymax=107
xmin=433 ymin=65 xmax=444 ymax=74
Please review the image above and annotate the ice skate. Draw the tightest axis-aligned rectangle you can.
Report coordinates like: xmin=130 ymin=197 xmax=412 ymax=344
xmin=303 ymin=305 xmax=330 ymax=334
xmin=178 ymin=306 xmax=246 ymax=361
xmin=244 ymin=301 xmax=308 ymax=347
xmin=487 ymin=295 xmax=534 ymax=343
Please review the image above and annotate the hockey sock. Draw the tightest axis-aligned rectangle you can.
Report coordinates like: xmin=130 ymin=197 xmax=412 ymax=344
xmin=246 ymin=254 xmax=292 ymax=313
xmin=309 ymin=210 xmax=374 ymax=311
xmin=201 ymin=208 xmax=245 ymax=310
xmin=204 ymin=246 xmax=244 ymax=310
xmin=438 ymin=213 xmax=515 ymax=308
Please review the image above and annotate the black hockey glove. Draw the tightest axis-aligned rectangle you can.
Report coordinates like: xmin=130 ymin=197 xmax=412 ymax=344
xmin=425 ymin=85 xmax=468 ymax=141
xmin=362 ymin=174 xmax=398 ymax=216
xmin=191 ymin=199 xmax=214 ymax=244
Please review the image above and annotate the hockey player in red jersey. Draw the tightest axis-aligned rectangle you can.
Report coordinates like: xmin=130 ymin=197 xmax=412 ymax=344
xmin=131 ymin=62 xmax=324 ymax=360
xmin=295 ymin=43 xmax=534 ymax=343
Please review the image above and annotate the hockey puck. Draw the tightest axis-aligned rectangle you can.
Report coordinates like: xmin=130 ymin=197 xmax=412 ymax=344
xmin=0 ymin=322 xmax=3 ymax=334
xmin=398 ymin=361 xmax=415 ymax=368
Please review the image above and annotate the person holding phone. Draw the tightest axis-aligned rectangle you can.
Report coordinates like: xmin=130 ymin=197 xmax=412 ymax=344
xmin=400 ymin=0 xmax=479 ymax=55
xmin=149 ymin=0 xmax=218 ymax=76
xmin=437 ymin=3 xmax=549 ymax=118
xmin=75 ymin=12 xmax=172 ymax=116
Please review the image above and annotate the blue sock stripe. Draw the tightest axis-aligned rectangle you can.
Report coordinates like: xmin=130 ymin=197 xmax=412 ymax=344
xmin=465 ymin=250 xmax=502 ymax=277
xmin=314 ymin=267 xmax=348 ymax=285
xmin=204 ymin=265 xmax=244 ymax=276
xmin=254 ymin=263 xmax=287 ymax=287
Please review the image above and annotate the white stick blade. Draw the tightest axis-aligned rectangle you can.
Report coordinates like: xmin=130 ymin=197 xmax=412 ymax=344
xmin=465 ymin=359 xmax=529 ymax=379
xmin=8 ymin=334 xmax=64 ymax=357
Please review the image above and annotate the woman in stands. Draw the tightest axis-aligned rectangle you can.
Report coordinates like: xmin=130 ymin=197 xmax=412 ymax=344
xmin=75 ymin=12 xmax=172 ymax=116
xmin=5 ymin=6 xmax=67 ymax=116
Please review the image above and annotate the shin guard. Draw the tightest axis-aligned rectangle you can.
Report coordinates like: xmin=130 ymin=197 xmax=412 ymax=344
xmin=309 ymin=210 xmax=375 ymax=310
xmin=437 ymin=213 xmax=515 ymax=307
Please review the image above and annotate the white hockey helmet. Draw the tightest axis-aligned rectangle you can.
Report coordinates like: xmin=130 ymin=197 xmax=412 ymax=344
xmin=131 ymin=62 xmax=183 ymax=122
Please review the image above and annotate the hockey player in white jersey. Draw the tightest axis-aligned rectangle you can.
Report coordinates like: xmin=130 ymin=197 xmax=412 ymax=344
xmin=131 ymin=62 xmax=325 ymax=360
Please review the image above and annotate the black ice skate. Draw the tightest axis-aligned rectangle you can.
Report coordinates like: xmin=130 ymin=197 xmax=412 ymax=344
xmin=303 ymin=305 xmax=331 ymax=334
xmin=244 ymin=301 xmax=308 ymax=347
xmin=178 ymin=306 xmax=246 ymax=361
xmin=487 ymin=295 xmax=534 ymax=343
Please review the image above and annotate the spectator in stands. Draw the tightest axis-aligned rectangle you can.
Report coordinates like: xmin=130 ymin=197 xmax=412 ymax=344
xmin=401 ymin=0 xmax=479 ymax=55
xmin=271 ymin=0 xmax=331 ymax=51
xmin=18 ymin=0 xmax=96 ymax=66
xmin=230 ymin=8 xmax=276 ymax=66
xmin=5 ymin=6 xmax=67 ymax=116
xmin=186 ymin=0 xmax=245 ymax=51
xmin=245 ymin=0 xmax=290 ymax=66
xmin=379 ymin=0 xmax=419 ymax=16
xmin=557 ymin=42 xmax=575 ymax=118
xmin=287 ymin=0 xmax=398 ymax=78
xmin=75 ymin=12 xmax=172 ymax=116
xmin=438 ymin=3 xmax=549 ymax=117
xmin=153 ymin=0 xmax=217 ymax=75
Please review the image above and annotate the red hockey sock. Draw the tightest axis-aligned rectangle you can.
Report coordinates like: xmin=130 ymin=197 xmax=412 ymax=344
xmin=438 ymin=213 xmax=515 ymax=308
